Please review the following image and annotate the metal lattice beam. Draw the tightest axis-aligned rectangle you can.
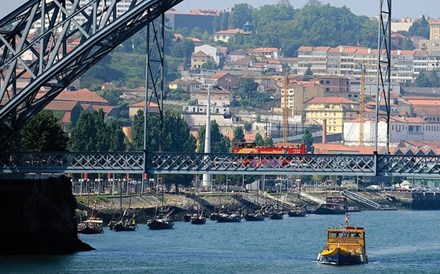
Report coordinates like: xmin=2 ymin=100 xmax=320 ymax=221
xmin=375 ymin=0 xmax=392 ymax=153
xmin=1 ymin=152 xmax=440 ymax=178
xmin=0 ymin=0 xmax=183 ymax=150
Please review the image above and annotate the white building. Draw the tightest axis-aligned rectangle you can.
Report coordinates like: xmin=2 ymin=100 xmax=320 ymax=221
xmin=344 ymin=117 xmax=440 ymax=147
xmin=195 ymin=45 xmax=222 ymax=66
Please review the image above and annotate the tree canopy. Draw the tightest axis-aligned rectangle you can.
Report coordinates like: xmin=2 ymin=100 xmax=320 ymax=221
xmin=226 ymin=0 xmax=378 ymax=56
xmin=131 ymin=110 xmax=196 ymax=152
xmin=19 ymin=111 xmax=68 ymax=152
xmin=70 ymin=110 xmax=126 ymax=152
xmin=197 ymin=120 xmax=230 ymax=153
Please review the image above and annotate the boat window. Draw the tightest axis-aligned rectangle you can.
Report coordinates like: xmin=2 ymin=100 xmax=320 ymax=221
xmin=330 ymin=232 xmax=340 ymax=237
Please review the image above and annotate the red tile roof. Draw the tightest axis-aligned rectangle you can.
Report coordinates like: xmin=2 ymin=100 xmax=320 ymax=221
xmin=46 ymin=88 xmax=108 ymax=104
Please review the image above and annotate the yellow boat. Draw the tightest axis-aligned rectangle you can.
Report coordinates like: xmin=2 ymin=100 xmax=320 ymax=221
xmin=317 ymin=215 xmax=368 ymax=265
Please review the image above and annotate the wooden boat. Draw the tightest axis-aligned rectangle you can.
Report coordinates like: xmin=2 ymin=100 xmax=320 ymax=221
xmin=269 ymin=210 xmax=284 ymax=220
xmin=190 ymin=215 xmax=207 ymax=225
xmin=147 ymin=217 xmax=174 ymax=230
xmin=182 ymin=213 xmax=192 ymax=222
xmin=216 ymin=212 xmax=241 ymax=223
xmin=113 ymin=212 xmax=137 ymax=232
xmin=77 ymin=216 xmax=104 ymax=234
xmin=314 ymin=203 xmax=345 ymax=215
xmin=317 ymin=214 xmax=368 ymax=265
xmin=287 ymin=207 xmax=306 ymax=217
xmin=147 ymin=208 xmax=174 ymax=230
xmin=244 ymin=211 xmax=266 ymax=221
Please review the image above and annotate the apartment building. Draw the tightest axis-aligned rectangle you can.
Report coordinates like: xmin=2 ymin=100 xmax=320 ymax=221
xmin=344 ymin=117 xmax=440 ymax=147
xmin=280 ymin=81 xmax=325 ymax=123
xmin=305 ymin=97 xmax=359 ymax=135
xmin=297 ymin=45 xmax=440 ymax=85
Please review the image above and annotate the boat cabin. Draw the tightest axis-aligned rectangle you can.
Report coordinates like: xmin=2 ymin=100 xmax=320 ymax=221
xmin=324 ymin=226 xmax=366 ymax=252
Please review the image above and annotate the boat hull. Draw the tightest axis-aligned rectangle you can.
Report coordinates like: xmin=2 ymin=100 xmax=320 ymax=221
xmin=147 ymin=219 xmax=174 ymax=230
xmin=216 ymin=214 xmax=241 ymax=223
xmin=288 ymin=210 xmax=306 ymax=217
xmin=113 ymin=223 xmax=137 ymax=232
xmin=190 ymin=217 xmax=207 ymax=225
xmin=77 ymin=227 xmax=103 ymax=234
xmin=244 ymin=214 xmax=265 ymax=221
xmin=317 ymin=247 xmax=367 ymax=265
xmin=314 ymin=204 xmax=345 ymax=215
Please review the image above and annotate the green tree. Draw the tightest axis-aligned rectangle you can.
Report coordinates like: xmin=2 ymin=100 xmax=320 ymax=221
xmin=70 ymin=109 xmax=126 ymax=152
xmin=130 ymin=110 xmax=196 ymax=192
xmin=97 ymin=89 xmax=123 ymax=106
xmin=19 ymin=111 xmax=68 ymax=152
xmin=408 ymin=15 xmax=430 ymax=39
xmin=201 ymin=59 xmax=218 ymax=70
xmin=106 ymin=119 xmax=126 ymax=152
xmin=197 ymin=121 xmax=230 ymax=153
xmin=170 ymin=38 xmax=195 ymax=60
xmin=415 ymin=72 xmax=431 ymax=87
xmin=303 ymin=67 xmax=314 ymax=81
xmin=232 ymin=127 xmax=246 ymax=146
xmin=415 ymin=71 xmax=440 ymax=87
xmin=302 ymin=128 xmax=314 ymax=153
xmin=130 ymin=110 xmax=196 ymax=152
xmin=230 ymin=3 xmax=254 ymax=29
xmin=237 ymin=78 xmax=259 ymax=99
xmin=254 ymin=133 xmax=264 ymax=146
xmin=264 ymin=136 xmax=274 ymax=146
xmin=428 ymin=72 xmax=440 ymax=87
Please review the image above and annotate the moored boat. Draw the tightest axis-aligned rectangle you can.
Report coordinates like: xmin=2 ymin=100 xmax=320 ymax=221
xmin=77 ymin=216 xmax=104 ymax=234
xmin=147 ymin=207 xmax=174 ymax=230
xmin=190 ymin=215 xmax=207 ymax=225
xmin=317 ymin=214 xmax=368 ymax=265
xmin=269 ymin=210 xmax=284 ymax=220
xmin=216 ymin=212 xmax=241 ymax=223
xmin=314 ymin=203 xmax=345 ymax=215
xmin=113 ymin=214 xmax=137 ymax=232
xmin=287 ymin=207 xmax=306 ymax=217
xmin=244 ymin=212 xmax=266 ymax=221
xmin=147 ymin=217 xmax=174 ymax=230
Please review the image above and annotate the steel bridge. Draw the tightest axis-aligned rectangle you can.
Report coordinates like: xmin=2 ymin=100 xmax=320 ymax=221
xmin=1 ymin=152 xmax=440 ymax=178
xmin=2 ymin=1 xmax=429 ymax=180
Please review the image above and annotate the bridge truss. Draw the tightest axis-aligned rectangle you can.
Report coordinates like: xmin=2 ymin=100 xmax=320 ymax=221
xmin=0 ymin=0 xmax=183 ymax=150
xmin=1 ymin=152 xmax=440 ymax=178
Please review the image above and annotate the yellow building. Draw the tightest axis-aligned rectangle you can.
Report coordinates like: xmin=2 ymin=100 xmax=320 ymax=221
xmin=305 ymin=97 xmax=359 ymax=134
xmin=191 ymin=51 xmax=212 ymax=69
xmin=429 ymin=20 xmax=440 ymax=41
xmin=280 ymin=81 xmax=325 ymax=122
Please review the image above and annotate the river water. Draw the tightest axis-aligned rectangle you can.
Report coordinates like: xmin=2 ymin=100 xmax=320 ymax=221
xmin=1 ymin=210 xmax=439 ymax=274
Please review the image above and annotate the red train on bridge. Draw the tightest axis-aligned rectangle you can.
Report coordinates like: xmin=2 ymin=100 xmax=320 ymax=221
xmin=232 ymin=142 xmax=307 ymax=167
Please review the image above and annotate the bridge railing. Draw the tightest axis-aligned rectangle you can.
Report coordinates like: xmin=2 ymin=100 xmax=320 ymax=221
xmin=1 ymin=152 xmax=440 ymax=177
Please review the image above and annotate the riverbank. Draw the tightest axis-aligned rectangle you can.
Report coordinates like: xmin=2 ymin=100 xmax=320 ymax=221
xmin=76 ymin=189 xmax=439 ymax=223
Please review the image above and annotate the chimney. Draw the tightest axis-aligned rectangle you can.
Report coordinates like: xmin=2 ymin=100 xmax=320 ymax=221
xmin=322 ymin=119 xmax=327 ymax=144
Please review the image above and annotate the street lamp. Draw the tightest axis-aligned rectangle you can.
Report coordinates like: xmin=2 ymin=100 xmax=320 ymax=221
xmin=202 ymin=86 xmax=212 ymax=190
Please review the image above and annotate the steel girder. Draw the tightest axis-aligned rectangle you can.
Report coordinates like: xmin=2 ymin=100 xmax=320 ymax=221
xmin=1 ymin=152 xmax=440 ymax=178
xmin=375 ymin=0 xmax=392 ymax=153
xmin=0 ymin=0 xmax=183 ymax=150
